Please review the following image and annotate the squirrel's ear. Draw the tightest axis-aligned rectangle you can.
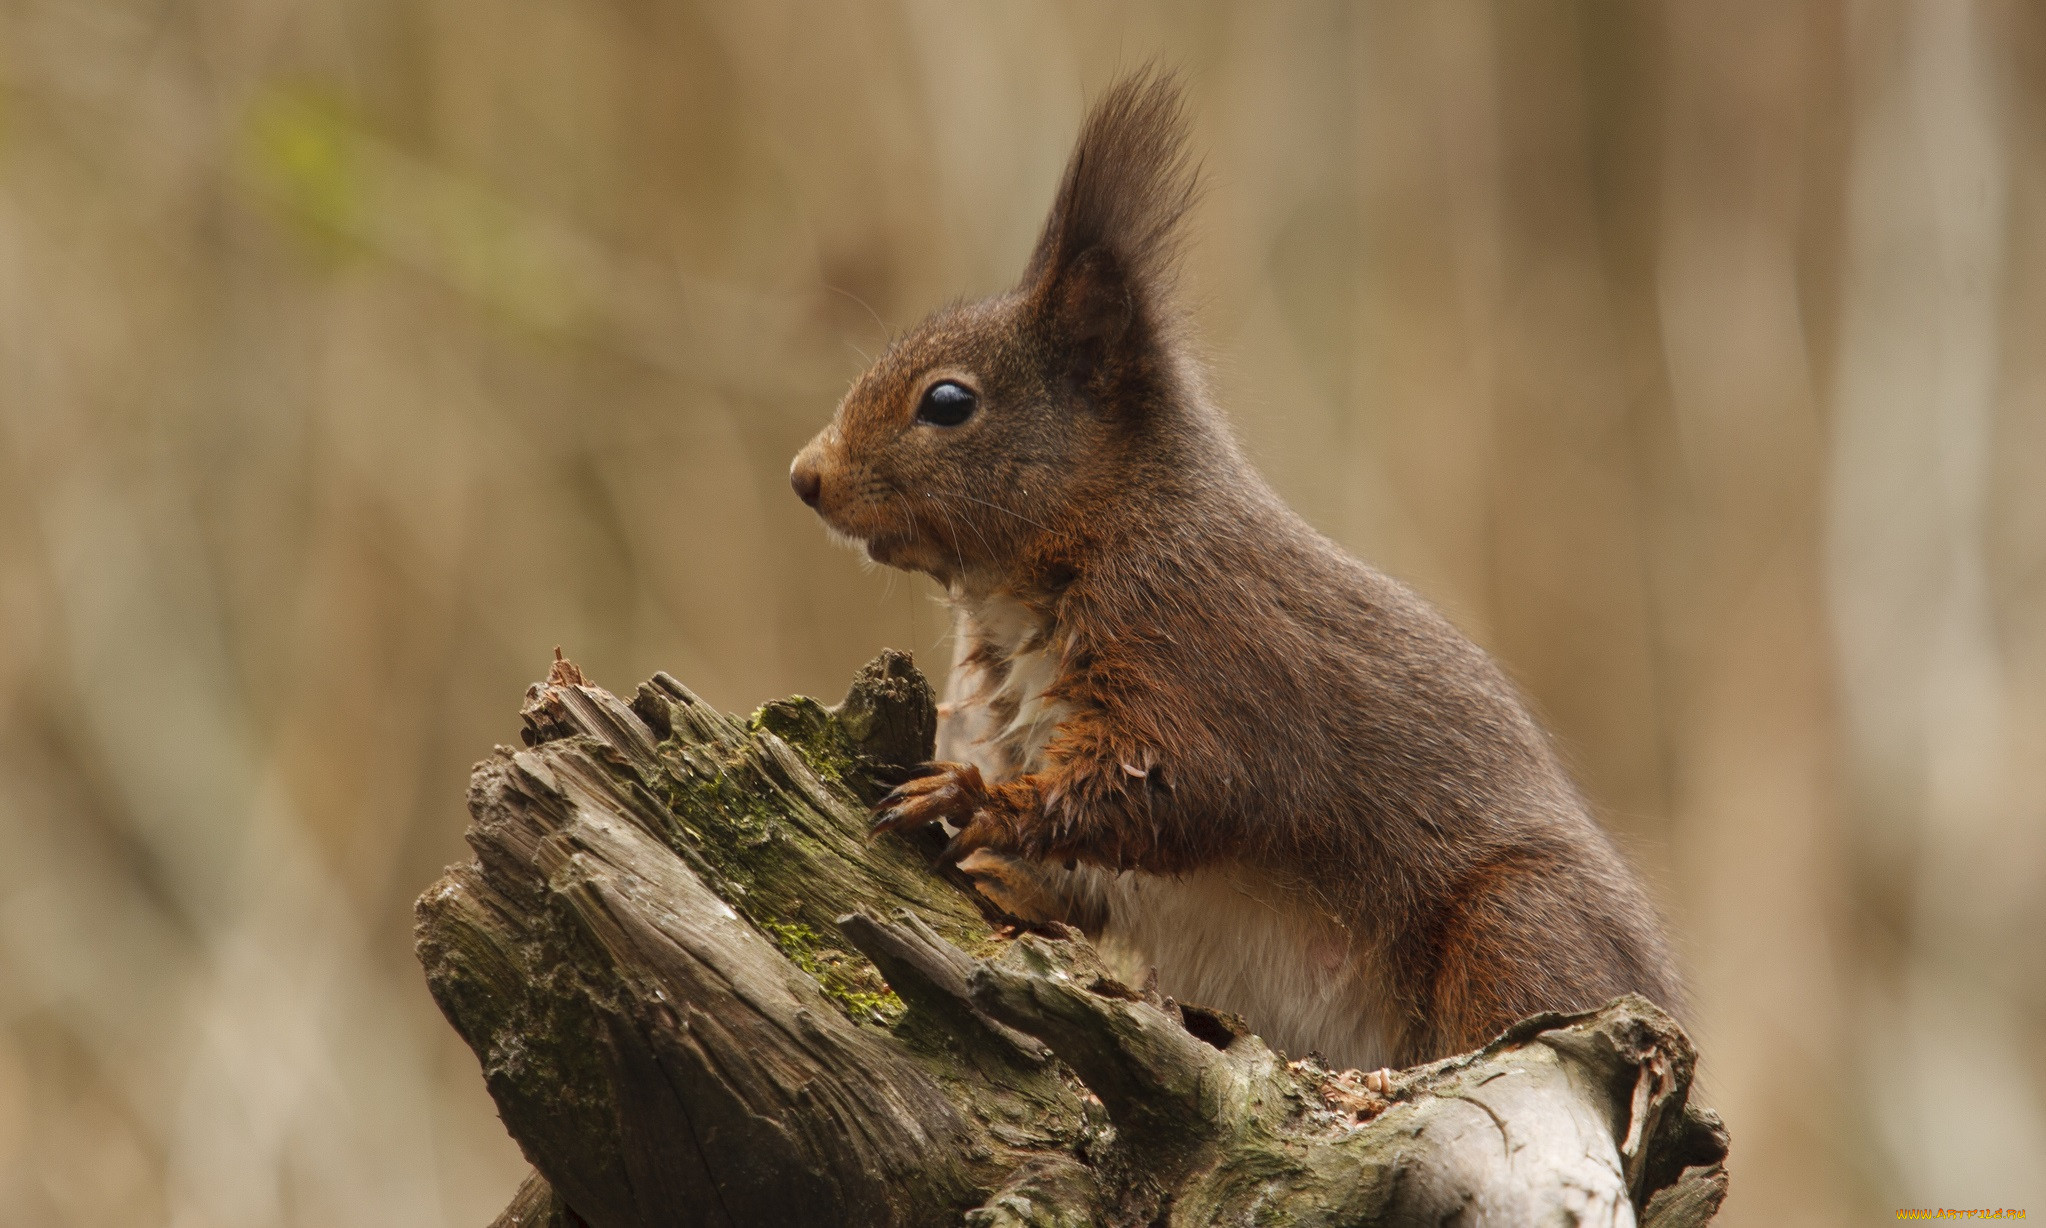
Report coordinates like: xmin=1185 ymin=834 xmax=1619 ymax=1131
xmin=1046 ymin=245 xmax=1134 ymax=347
xmin=1022 ymin=70 xmax=1199 ymax=386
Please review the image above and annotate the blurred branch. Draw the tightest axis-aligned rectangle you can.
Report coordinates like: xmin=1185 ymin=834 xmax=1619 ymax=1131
xmin=415 ymin=652 xmax=1728 ymax=1227
xmin=239 ymin=86 xmax=830 ymax=393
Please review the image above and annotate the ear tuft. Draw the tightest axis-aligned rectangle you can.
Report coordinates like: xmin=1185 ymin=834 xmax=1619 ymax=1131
xmin=1023 ymin=69 xmax=1201 ymax=335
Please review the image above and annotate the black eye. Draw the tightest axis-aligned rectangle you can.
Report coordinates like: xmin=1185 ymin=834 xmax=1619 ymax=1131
xmin=916 ymin=380 xmax=978 ymax=426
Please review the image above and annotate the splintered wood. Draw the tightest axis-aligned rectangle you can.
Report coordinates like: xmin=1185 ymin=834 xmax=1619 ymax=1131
xmin=418 ymin=652 xmax=1728 ymax=1228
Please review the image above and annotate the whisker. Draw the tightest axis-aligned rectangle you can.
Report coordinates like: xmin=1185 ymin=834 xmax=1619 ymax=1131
xmin=945 ymin=491 xmax=1053 ymax=534
xmin=894 ymin=488 xmax=962 ymax=585
xmin=926 ymin=491 xmax=999 ymax=570
xmin=824 ymin=283 xmax=890 ymax=338
xmin=929 ymin=495 xmax=970 ymax=581
xmin=900 ymin=495 xmax=924 ymax=556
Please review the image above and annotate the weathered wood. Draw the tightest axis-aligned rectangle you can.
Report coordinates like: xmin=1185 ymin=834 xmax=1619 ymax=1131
xmin=489 ymin=1171 xmax=583 ymax=1228
xmin=417 ymin=652 xmax=1727 ymax=1227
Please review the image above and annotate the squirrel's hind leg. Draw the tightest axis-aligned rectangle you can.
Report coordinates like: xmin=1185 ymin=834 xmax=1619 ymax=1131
xmin=955 ymin=849 xmax=1110 ymax=936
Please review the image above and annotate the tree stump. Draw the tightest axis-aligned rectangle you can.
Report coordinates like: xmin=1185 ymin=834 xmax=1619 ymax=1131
xmin=416 ymin=652 xmax=1729 ymax=1227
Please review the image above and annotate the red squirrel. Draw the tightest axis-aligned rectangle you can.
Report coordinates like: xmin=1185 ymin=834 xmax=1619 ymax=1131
xmin=789 ymin=71 xmax=1680 ymax=1070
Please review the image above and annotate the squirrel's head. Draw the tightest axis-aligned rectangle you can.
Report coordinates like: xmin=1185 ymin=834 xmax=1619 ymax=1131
xmin=791 ymin=71 xmax=1202 ymax=587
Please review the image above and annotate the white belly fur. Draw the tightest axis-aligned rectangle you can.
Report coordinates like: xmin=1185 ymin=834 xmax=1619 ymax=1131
xmin=937 ymin=595 xmax=1396 ymax=1071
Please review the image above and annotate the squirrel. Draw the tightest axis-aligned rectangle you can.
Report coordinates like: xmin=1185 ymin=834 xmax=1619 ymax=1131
xmin=789 ymin=71 xmax=1681 ymax=1071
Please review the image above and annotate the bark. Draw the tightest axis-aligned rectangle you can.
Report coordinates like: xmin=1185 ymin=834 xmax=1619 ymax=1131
xmin=417 ymin=652 xmax=1728 ymax=1227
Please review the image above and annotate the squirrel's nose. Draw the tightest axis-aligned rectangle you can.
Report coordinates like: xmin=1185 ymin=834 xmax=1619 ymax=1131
xmin=790 ymin=459 xmax=822 ymax=509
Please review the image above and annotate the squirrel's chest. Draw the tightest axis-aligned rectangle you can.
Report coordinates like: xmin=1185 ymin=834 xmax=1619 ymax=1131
xmin=933 ymin=594 xmax=1397 ymax=1070
xmin=935 ymin=594 xmax=1069 ymax=780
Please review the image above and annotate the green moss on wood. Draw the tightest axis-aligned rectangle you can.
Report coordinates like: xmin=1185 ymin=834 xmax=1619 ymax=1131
xmin=751 ymin=696 xmax=861 ymax=785
xmin=759 ymin=919 xmax=907 ymax=1026
xmin=611 ymin=683 xmax=986 ymax=1033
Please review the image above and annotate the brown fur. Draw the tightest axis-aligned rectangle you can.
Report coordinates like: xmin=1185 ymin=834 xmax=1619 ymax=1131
xmin=791 ymin=70 xmax=1681 ymax=1066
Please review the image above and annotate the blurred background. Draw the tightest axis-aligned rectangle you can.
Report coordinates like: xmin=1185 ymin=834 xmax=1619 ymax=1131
xmin=0 ymin=1 xmax=2041 ymax=1223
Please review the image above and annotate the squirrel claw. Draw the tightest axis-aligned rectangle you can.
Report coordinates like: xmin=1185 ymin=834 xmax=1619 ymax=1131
xmin=937 ymin=815 xmax=1016 ymax=863
xmin=867 ymin=808 xmax=909 ymax=839
xmin=869 ymin=761 xmax=986 ymax=839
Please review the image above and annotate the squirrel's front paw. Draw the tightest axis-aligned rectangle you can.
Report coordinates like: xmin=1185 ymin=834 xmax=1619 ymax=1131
xmin=871 ymin=762 xmax=1022 ymax=862
xmin=871 ymin=761 xmax=989 ymax=838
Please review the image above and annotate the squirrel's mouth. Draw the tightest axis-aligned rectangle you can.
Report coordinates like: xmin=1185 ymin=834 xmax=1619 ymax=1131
xmin=806 ymin=486 xmax=951 ymax=579
xmin=860 ymin=530 xmax=918 ymax=569
xmin=814 ymin=511 xmax=914 ymax=569
xmin=848 ymin=523 xmax=953 ymax=579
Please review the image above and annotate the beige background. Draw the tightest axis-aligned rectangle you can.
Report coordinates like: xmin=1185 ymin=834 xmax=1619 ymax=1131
xmin=1 ymin=1 xmax=2042 ymax=1224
